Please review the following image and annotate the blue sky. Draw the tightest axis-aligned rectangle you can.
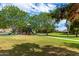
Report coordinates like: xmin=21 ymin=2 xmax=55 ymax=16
xmin=0 ymin=3 xmax=57 ymax=15
xmin=0 ymin=3 xmax=67 ymax=15
xmin=0 ymin=3 xmax=67 ymax=31
xmin=55 ymin=19 xmax=67 ymax=31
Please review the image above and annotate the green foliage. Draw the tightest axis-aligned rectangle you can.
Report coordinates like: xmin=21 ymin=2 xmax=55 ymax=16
xmin=1 ymin=5 xmax=29 ymax=26
xmin=69 ymin=20 xmax=79 ymax=37
xmin=50 ymin=8 xmax=61 ymax=18
xmin=0 ymin=11 xmax=8 ymax=28
xmin=0 ymin=5 xmax=55 ymax=34
xmin=0 ymin=5 xmax=30 ymax=34
xmin=29 ymin=12 xmax=55 ymax=33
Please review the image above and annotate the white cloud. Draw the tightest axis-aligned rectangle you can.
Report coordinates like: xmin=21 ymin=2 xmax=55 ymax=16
xmin=55 ymin=27 xmax=67 ymax=32
xmin=0 ymin=3 xmax=57 ymax=14
xmin=3 ymin=3 xmax=56 ymax=13
xmin=12 ymin=3 xmax=33 ymax=12
xmin=55 ymin=19 xmax=67 ymax=32
xmin=32 ymin=3 xmax=56 ymax=12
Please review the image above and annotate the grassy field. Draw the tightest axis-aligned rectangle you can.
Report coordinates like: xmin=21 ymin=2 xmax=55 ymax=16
xmin=0 ymin=35 xmax=65 ymax=50
xmin=0 ymin=33 xmax=79 ymax=55
xmin=0 ymin=34 xmax=78 ymax=50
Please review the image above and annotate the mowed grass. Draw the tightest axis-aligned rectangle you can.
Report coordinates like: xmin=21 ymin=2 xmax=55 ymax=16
xmin=0 ymin=34 xmax=79 ymax=50
xmin=49 ymin=32 xmax=79 ymax=40
xmin=0 ymin=35 xmax=64 ymax=50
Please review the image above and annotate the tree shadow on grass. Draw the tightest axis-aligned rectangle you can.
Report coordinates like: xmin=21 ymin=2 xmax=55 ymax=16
xmin=0 ymin=43 xmax=79 ymax=56
xmin=64 ymin=43 xmax=79 ymax=49
xmin=41 ymin=45 xmax=79 ymax=56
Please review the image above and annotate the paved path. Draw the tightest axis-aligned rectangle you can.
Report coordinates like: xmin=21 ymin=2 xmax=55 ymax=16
xmin=47 ymin=36 xmax=79 ymax=42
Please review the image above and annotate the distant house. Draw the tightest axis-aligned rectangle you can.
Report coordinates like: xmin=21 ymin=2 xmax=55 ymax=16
xmin=0 ymin=28 xmax=12 ymax=33
xmin=0 ymin=29 xmax=5 ymax=33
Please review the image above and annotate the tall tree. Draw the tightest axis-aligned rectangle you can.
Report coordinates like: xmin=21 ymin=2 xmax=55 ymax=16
xmin=1 ymin=5 xmax=29 ymax=34
xmin=50 ymin=4 xmax=72 ymax=34
xmin=29 ymin=12 xmax=54 ymax=35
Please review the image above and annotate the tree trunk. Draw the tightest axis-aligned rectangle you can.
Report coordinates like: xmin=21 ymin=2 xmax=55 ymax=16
xmin=46 ymin=32 xmax=48 ymax=36
xmin=75 ymin=30 xmax=78 ymax=37
xmin=76 ymin=32 xmax=78 ymax=37
xmin=67 ymin=31 xmax=69 ymax=37
xmin=46 ymin=30 xmax=48 ymax=36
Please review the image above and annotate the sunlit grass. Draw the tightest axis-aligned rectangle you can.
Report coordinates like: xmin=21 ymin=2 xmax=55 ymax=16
xmin=49 ymin=32 xmax=79 ymax=40
xmin=0 ymin=35 xmax=63 ymax=49
xmin=0 ymin=34 xmax=79 ymax=50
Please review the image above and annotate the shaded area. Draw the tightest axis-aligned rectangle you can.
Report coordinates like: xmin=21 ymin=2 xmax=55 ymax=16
xmin=64 ymin=43 xmax=79 ymax=49
xmin=0 ymin=43 xmax=79 ymax=56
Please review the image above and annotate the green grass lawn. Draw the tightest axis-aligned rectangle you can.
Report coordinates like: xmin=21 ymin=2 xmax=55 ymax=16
xmin=0 ymin=34 xmax=78 ymax=50
xmin=0 ymin=35 xmax=64 ymax=50
xmin=0 ymin=34 xmax=79 ymax=55
xmin=49 ymin=32 xmax=79 ymax=40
